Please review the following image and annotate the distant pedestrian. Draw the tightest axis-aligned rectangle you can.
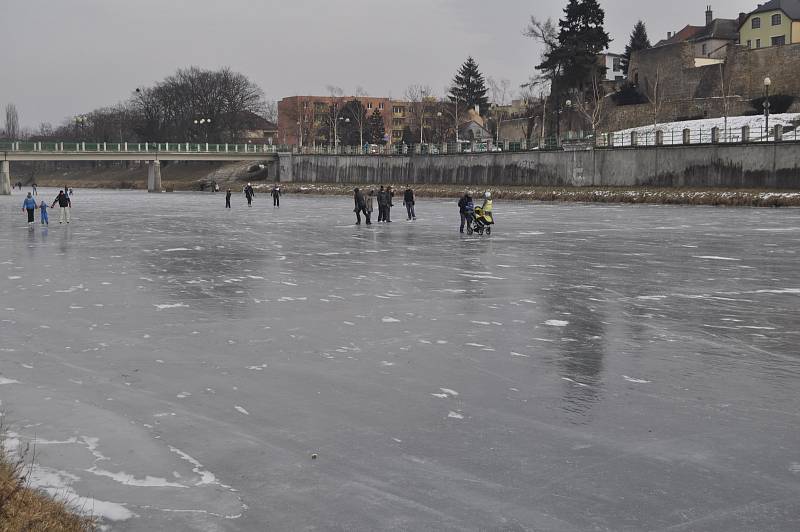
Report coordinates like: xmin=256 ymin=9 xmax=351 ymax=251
xmin=385 ymin=185 xmax=394 ymax=223
xmin=51 ymin=190 xmax=71 ymax=224
xmin=22 ymin=193 xmax=37 ymax=225
xmin=365 ymin=190 xmax=375 ymax=224
xmin=376 ymin=186 xmax=386 ymax=222
xmin=31 ymin=183 xmax=38 ymax=196
xmin=271 ymin=184 xmax=281 ymax=207
xmin=403 ymin=186 xmax=416 ymax=220
xmin=225 ymin=189 xmax=232 ymax=208
xmin=244 ymin=183 xmax=254 ymax=207
xmin=458 ymin=191 xmax=473 ymax=233
xmin=69 ymin=188 xmax=73 ymax=196
xmin=39 ymin=199 xmax=49 ymax=225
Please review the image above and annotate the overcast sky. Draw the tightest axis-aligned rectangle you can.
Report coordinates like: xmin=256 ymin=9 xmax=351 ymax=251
xmin=1 ymin=0 xmax=758 ymax=129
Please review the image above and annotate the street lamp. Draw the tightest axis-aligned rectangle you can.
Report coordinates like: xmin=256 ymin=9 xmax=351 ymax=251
xmin=74 ymin=115 xmax=87 ymax=140
xmin=193 ymin=118 xmax=212 ymax=142
xmin=764 ymin=77 xmax=772 ymax=137
xmin=334 ymin=116 xmax=349 ymax=151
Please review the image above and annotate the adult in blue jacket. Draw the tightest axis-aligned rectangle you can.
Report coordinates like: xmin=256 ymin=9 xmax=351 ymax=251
xmin=22 ymin=193 xmax=37 ymax=225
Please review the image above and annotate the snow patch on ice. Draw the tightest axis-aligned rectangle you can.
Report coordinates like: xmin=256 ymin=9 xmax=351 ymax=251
xmin=87 ymin=467 xmax=186 ymax=488
xmin=381 ymin=316 xmax=401 ymax=323
xmin=154 ymin=303 xmax=189 ymax=310
xmin=623 ymin=375 xmax=651 ymax=384
xmin=545 ymin=320 xmax=569 ymax=327
xmin=0 ymin=377 xmax=19 ymax=385
xmin=234 ymin=405 xmax=250 ymax=415
xmin=447 ymin=411 xmax=464 ymax=420
xmin=693 ymin=256 xmax=741 ymax=261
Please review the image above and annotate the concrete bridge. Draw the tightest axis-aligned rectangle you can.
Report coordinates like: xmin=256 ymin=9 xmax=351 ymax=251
xmin=0 ymin=141 xmax=283 ymax=194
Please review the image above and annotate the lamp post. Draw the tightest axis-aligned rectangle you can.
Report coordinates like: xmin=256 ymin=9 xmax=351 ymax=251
xmin=297 ymin=120 xmax=303 ymax=149
xmin=334 ymin=116 xmax=349 ymax=152
xmin=764 ymin=77 xmax=772 ymax=138
xmin=74 ymin=115 xmax=87 ymax=140
xmin=193 ymin=118 xmax=212 ymax=142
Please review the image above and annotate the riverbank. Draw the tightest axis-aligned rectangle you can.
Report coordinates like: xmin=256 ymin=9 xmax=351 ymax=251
xmin=8 ymin=162 xmax=800 ymax=206
xmin=281 ymin=183 xmax=800 ymax=207
xmin=0 ymin=445 xmax=94 ymax=531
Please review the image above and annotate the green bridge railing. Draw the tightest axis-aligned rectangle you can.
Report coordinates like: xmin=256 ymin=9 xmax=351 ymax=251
xmin=0 ymin=141 xmax=288 ymax=154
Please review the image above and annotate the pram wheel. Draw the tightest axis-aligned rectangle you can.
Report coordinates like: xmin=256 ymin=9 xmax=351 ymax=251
xmin=485 ymin=226 xmax=492 ymax=236
xmin=466 ymin=225 xmax=473 ymax=235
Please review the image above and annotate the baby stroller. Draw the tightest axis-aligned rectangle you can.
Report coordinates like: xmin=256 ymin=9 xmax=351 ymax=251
xmin=469 ymin=205 xmax=494 ymax=235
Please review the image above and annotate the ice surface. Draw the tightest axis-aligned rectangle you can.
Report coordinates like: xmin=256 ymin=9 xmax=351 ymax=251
xmin=1 ymin=188 xmax=799 ymax=531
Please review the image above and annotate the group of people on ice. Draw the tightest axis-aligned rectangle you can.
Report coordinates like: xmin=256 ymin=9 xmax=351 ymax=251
xmin=21 ymin=187 xmax=72 ymax=226
xmin=226 ymin=183 xmax=282 ymax=208
xmin=352 ymin=185 xmax=416 ymax=225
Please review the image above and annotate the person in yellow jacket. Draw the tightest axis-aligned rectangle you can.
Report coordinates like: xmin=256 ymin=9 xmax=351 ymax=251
xmin=476 ymin=191 xmax=493 ymax=225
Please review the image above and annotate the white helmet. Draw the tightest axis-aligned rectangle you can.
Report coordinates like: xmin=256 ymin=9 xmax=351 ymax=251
xmin=484 ymin=191 xmax=491 ymax=199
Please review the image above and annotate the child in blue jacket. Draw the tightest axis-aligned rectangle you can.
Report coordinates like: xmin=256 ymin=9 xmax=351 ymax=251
xmin=39 ymin=199 xmax=49 ymax=225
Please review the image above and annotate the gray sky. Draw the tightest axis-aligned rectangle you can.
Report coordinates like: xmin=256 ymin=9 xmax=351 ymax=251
xmin=1 ymin=0 xmax=757 ymax=130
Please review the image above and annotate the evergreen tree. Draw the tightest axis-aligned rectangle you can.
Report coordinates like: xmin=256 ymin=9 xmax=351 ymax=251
xmin=448 ymin=57 xmax=490 ymax=116
xmin=623 ymin=21 xmax=651 ymax=75
xmin=368 ymin=109 xmax=386 ymax=145
xmin=537 ymin=0 xmax=611 ymax=91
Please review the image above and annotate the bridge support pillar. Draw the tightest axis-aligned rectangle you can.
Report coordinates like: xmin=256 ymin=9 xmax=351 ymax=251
xmin=277 ymin=153 xmax=293 ymax=183
xmin=0 ymin=161 xmax=10 ymax=195
xmin=147 ymin=161 xmax=162 ymax=193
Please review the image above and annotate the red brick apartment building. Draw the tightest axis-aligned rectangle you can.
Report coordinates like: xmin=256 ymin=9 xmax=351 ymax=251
xmin=278 ymin=96 xmax=411 ymax=146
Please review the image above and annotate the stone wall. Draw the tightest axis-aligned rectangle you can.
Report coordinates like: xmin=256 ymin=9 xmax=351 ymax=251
xmin=612 ymin=43 xmax=800 ymax=131
xmin=286 ymin=143 xmax=800 ymax=190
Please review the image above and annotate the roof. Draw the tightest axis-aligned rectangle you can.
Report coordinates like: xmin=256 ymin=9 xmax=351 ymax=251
xmin=655 ymin=25 xmax=703 ymax=47
xmin=747 ymin=0 xmax=800 ymax=20
xmin=691 ymin=18 xmax=739 ymax=42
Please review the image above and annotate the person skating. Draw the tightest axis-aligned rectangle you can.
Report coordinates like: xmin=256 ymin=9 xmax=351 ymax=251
xmin=244 ymin=183 xmax=255 ymax=207
xmin=353 ymin=188 xmax=369 ymax=225
xmin=365 ymin=190 xmax=374 ymax=225
xmin=384 ymin=186 xmax=394 ymax=223
xmin=31 ymin=183 xmax=38 ymax=196
xmin=22 ymin=193 xmax=37 ymax=226
xmin=225 ymin=189 xmax=232 ymax=208
xmin=271 ymin=184 xmax=281 ymax=207
xmin=376 ymin=186 xmax=386 ymax=222
xmin=38 ymin=199 xmax=49 ymax=225
xmin=458 ymin=191 xmax=473 ymax=233
xmin=51 ymin=190 xmax=71 ymax=224
xmin=403 ymin=186 xmax=416 ymax=220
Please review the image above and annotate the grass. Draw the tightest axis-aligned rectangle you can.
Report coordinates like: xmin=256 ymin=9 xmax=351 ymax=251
xmin=277 ymin=183 xmax=800 ymax=208
xmin=1 ymin=427 xmax=94 ymax=532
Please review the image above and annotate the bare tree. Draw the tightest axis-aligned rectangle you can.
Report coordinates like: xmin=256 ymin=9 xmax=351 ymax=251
xmin=5 ymin=104 xmax=20 ymax=140
xmin=645 ymin=66 xmax=665 ymax=132
xmin=348 ymin=87 xmax=369 ymax=147
xmin=572 ymin=74 xmax=608 ymax=134
xmin=405 ymin=84 xmax=434 ymax=143
xmin=523 ymin=17 xmax=559 ymax=139
xmin=263 ymin=100 xmax=278 ymax=124
xmin=487 ymin=77 xmax=512 ymax=142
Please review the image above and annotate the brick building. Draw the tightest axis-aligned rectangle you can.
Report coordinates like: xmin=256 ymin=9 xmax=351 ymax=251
xmin=278 ymin=96 xmax=413 ymax=146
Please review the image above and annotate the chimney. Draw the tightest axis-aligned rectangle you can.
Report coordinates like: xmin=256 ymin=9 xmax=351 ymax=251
xmin=706 ymin=6 xmax=713 ymax=26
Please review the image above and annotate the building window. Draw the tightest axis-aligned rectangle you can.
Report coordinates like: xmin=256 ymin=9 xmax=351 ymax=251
xmin=367 ymin=102 xmax=373 ymax=109
xmin=612 ymin=57 xmax=621 ymax=71
xmin=756 ymin=38 xmax=761 ymax=48
xmin=379 ymin=103 xmax=385 ymax=110
xmin=702 ymin=43 xmax=708 ymax=55
xmin=747 ymin=39 xmax=752 ymax=48
xmin=752 ymin=17 xmax=761 ymax=29
xmin=392 ymin=130 xmax=402 ymax=139
xmin=772 ymin=35 xmax=786 ymax=46
xmin=393 ymin=106 xmax=405 ymax=115
xmin=392 ymin=118 xmax=403 ymax=126
xmin=772 ymin=13 xmax=781 ymax=26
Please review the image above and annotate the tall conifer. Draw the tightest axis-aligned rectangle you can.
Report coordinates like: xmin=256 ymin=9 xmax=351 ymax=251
xmin=448 ymin=57 xmax=490 ymax=116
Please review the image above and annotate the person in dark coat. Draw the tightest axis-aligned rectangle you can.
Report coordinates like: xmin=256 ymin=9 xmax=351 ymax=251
xmin=384 ymin=186 xmax=394 ymax=223
xmin=51 ymin=190 xmax=72 ymax=224
xmin=225 ymin=189 xmax=232 ymax=208
xmin=458 ymin=191 xmax=473 ymax=233
xmin=376 ymin=186 xmax=386 ymax=222
xmin=403 ymin=187 xmax=415 ymax=221
xmin=271 ymin=184 xmax=281 ymax=207
xmin=365 ymin=190 xmax=375 ymax=224
xmin=244 ymin=183 xmax=255 ymax=207
xmin=353 ymin=188 xmax=369 ymax=224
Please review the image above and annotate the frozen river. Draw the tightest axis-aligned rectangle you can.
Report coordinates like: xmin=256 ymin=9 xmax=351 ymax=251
xmin=1 ymin=188 xmax=799 ymax=531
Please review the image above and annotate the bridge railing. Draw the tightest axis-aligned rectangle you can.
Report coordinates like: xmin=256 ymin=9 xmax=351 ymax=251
xmin=0 ymin=141 xmax=290 ymax=154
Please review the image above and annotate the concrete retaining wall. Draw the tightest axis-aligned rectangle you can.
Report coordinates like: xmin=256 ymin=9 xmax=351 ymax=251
xmin=286 ymin=143 xmax=800 ymax=189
